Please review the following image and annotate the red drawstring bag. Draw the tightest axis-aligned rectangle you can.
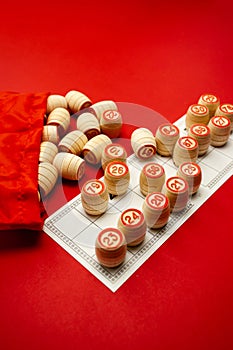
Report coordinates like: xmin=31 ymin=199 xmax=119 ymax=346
xmin=0 ymin=91 xmax=49 ymax=231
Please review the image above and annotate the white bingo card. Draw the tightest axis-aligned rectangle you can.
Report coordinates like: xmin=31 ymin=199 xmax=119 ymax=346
xmin=43 ymin=115 xmax=233 ymax=292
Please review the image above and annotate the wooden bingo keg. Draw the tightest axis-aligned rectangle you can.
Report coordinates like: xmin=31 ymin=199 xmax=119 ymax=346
xmin=58 ymin=130 xmax=88 ymax=155
xmin=117 ymin=208 xmax=147 ymax=246
xmin=53 ymin=152 xmax=85 ymax=180
xmin=104 ymin=161 xmax=130 ymax=196
xmin=139 ymin=162 xmax=165 ymax=196
xmin=65 ymin=90 xmax=92 ymax=113
xmin=188 ymin=123 xmax=211 ymax=156
xmin=47 ymin=107 xmax=70 ymax=135
xmin=39 ymin=141 xmax=58 ymax=164
xmin=83 ymin=134 xmax=112 ymax=165
xmin=197 ymin=93 xmax=220 ymax=118
xmin=208 ymin=116 xmax=231 ymax=146
xmin=76 ymin=112 xmax=100 ymax=140
xmin=46 ymin=94 xmax=68 ymax=114
xmin=95 ymin=227 xmax=127 ymax=268
xmin=185 ymin=104 xmax=209 ymax=130
xmin=100 ymin=110 xmax=122 ymax=138
xmin=155 ymin=123 xmax=180 ymax=156
xmin=131 ymin=127 xmax=156 ymax=159
xmin=142 ymin=192 xmax=170 ymax=229
xmin=81 ymin=179 xmax=109 ymax=215
xmin=90 ymin=100 xmax=118 ymax=121
xmin=38 ymin=162 xmax=58 ymax=198
xmin=173 ymin=136 xmax=199 ymax=167
xmin=165 ymin=176 xmax=189 ymax=212
xmin=101 ymin=143 xmax=127 ymax=170
xmin=42 ymin=125 xmax=59 ymax=144
xmin=215 ymin=103 xmax=233 ymax=131
xmin=177 ymin=162 xmax=202 ymax=195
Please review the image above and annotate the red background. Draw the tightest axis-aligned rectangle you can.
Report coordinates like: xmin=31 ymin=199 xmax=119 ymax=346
xmin=0 ymin=1 xmax=233 ymax=349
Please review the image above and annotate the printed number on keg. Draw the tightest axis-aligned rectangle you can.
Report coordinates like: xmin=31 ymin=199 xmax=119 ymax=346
xmin=86 ymin=182 xmax=101 ymax=194
xmin=170 ymin=179 xmax=185 ymax=191
xmin=221 ymin=104 xmax=233 ymax=113
xmin=105 ymin=111 xmax=118 ymax=120
xmin=111 ymin=165 xmax=124 ymax=175
xmin=192 ymin=105 xmax=206 ymax=114
xmin=102 ymin=232 xmax=119 ymax=247
xmin=194 ymin=126 xmax=207 ymax=134
xmin=162 ymin=125 xmax=176 ymax=135
xmin=203 ymin=95 xmax=217 ymax=103
xmin=147 ymin=164 xmax=161 ymax=176
xmin=150 ymin=194 xmax=165 ymax=207
xmin=183 ymin=164 xmax=197 ymax=175
xmin=124 ymin=210 xmax=140 ymax=225
xmin=215 ymin=116 xmax=228 ymax=126
xmin=109 ymin=146 xmax=121 ymax=156
xmin=182 ymin=137 xmax=195 ymax=148
xmin=139 ymin=146 xmax=154 ymax=157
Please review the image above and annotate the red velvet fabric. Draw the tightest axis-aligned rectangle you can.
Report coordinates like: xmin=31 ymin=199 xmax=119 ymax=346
xmin=0 ymin=91 xmax=49 ymax=230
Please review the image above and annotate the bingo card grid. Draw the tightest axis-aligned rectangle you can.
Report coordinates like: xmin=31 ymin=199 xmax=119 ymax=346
xmin=43 ymin=115 xmax=233 ymax=292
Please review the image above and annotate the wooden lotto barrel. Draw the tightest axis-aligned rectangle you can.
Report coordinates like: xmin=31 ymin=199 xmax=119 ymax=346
xmin=177 ymin=162 xmax=202 ymax=195
xmin=188 ymin=123 xmax=211 ymax=156
xmin=142 ymin=192 xmax=170 ymax=229
xmin=100 ymin=110 xmax=122 ymax=138
xmin=83 ymin=134 xmax=112 ymax=165
xmin=58 ymin=130 xmax=88 ymax=155
xmin=65 ymin=90 xmax=92 ymax=113
xmin=139 ymin=162 xmax=165 ymax=196
xmin=47 ymin=107 xmax=70 ymax=134
xmin=215 ymin=104 xmax=233 ymax=132
xmin=41 ymin=125 xmax=60 ymax=144
xmin=90 ymin=100 xmax=118 ymax=121
xmin=95 ymin=227 xmax=127 ymax=268
xmin=208 ymin=116 xmax=231 ymax=146
xmin=53 ymin=152 xmax=85 ymax=180
xmin=81 ymin=179 xmax=109 ymax=215
xmin=131 ymin=127 xmax=156 ymax=159
xmin=155 ymin=123 xmax=180 ymax=156
xmin=104 ymin=161 xmax=130 ymax=196
xmin=165 ymin=176 xmax=189 ymax=213
xmin=197 ymin=93 xmax=220 ymax=118
xmin=76 ymin=112 xmax=100 ymax=140
xmin=101 ymin=143 xmax=127 ymax=170
xmin=173 ymin=136 xmax=199 ymax=167
xmin=38 ymin=162 xmax=58 ymax=197
xmin=185 ymin=104 xmax=209 ymax=130
xmin=46 ymin=94 xmax=68 ymax=114
xmin=39 ymin=141 xmax=58 ymax=164
xmin=117 ymin=208 xmax=147 ymax=246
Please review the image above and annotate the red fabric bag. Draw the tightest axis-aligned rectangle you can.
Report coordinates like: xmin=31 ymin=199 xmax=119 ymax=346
xmin=0 ymin=91 xmax=49 ymax=230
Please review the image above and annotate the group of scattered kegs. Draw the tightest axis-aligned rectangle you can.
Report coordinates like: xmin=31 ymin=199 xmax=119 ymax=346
xmin=38 ymin=92 xmax=233 ymax=268
xmin=38 ymin=90 xmax=123 ymax=199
